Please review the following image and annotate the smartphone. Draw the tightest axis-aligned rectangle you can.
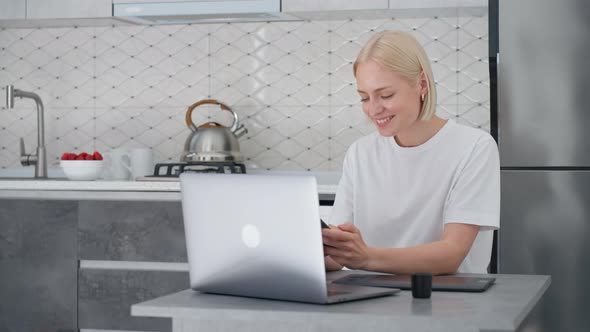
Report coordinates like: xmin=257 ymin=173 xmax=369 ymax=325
xmin=320 ymin=218 xmax=330 ymax=229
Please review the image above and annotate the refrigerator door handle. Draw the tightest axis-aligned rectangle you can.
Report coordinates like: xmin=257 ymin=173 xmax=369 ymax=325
xmin=496 ymin=52 xmax=500 ymax=146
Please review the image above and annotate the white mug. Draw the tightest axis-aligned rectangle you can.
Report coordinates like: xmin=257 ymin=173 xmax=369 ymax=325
xmin=104 ymin=148 xmax=131 ymax=180
xmin=126 ymin=148 xmax=154 ymax=180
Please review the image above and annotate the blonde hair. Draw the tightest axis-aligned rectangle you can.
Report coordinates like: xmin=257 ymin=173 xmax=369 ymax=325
xmin=353 ymin=31 xmax=437 ymax=120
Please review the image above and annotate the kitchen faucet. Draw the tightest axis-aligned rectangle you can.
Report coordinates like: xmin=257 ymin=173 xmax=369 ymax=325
xmin=5 ymin=85 xmax=47 ymax=178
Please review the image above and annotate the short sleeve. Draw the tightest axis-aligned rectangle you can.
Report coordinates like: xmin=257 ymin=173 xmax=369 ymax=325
xmin=328 ymin=146 xmax=355 ymax=226
xmin=443 ymin=135 xmax=500 ymax=231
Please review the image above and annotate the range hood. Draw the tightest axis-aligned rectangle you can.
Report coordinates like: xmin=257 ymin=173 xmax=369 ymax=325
xmin=113 ymin=0 xmax=298 ymax=24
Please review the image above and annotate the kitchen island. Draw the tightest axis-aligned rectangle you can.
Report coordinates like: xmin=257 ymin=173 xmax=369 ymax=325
xmin=132 ymin=271 xmax=551 ymax=332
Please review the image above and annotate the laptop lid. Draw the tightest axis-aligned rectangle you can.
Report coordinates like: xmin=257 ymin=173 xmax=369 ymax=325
xmin=179 ymin=173 xmax=397 ymax=304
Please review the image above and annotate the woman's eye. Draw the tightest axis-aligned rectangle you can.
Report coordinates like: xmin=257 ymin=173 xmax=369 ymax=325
xmin=360 ymin=97 xmax=369 ymax=102
xmin=381 ymin=94 xmax=393 ymax=99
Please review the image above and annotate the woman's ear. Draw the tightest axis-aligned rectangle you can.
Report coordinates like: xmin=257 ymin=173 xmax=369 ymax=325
xmin=419 ymin=71 xmax=429 ymax=96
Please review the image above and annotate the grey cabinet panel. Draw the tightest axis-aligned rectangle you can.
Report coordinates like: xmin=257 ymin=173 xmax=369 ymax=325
xmin=78 ymin=201 xmax=187 ymax=261
xmin=0 ymin=200 xmax=77 ymax=332
xmin=500 ymin=171 xmax=590 ymax=332
xmin=78 ymin=269 xmax=189 ymax=331
xmin=498 ymin=0 xmax=590 ymax=167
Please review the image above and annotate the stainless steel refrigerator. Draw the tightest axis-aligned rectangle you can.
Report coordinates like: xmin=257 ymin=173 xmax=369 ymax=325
xmin=492 ymin=0 xmax=590 ymax=331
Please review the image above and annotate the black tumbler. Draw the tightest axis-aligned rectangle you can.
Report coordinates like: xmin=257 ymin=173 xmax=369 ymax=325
xmin=411 ymin=273 xmax=433 ymax=299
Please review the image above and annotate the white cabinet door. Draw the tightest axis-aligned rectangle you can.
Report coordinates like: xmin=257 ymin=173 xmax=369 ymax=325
xmin=389 ymin=0 xmax=486 ymax=9
xmin=0 ymin=0 xmax=26 ymax=19
xmin=282 ymin=0 xmax=388 ymax=12
xmin=26 ymin=0 xmax=112 ymax=19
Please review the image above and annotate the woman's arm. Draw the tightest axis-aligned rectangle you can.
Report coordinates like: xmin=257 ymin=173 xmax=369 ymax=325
xmin=323 ymin=222 xmax=480 ymax=275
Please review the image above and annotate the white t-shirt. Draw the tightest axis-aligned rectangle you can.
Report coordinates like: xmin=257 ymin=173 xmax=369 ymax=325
xmin=328 ymin=119 xmax=500 ymax=273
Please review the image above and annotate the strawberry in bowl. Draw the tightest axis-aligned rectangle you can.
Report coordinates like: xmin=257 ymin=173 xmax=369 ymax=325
xmin=60 ymin=151 xmax=104 ymax=180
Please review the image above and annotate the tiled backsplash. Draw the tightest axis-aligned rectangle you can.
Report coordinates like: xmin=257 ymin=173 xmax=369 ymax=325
xmin=0 ymin=12 xmax=489 ymax=171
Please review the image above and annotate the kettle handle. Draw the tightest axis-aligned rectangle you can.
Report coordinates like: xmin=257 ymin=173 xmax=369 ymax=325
xmin=185 ymin=99 xmax=235 ymax=131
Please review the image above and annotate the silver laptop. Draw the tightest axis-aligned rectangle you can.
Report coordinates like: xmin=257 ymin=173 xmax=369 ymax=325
xmin=179 ymin=173 xmax=398 ymax=304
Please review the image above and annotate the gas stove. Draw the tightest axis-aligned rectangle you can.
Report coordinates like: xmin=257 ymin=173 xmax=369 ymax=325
xmin=136 ymin=161 xmax=246 ymax=181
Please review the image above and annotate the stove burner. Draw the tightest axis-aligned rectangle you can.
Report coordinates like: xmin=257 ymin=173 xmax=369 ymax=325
xmin=150 ymin=162 xmax=246 ymax=178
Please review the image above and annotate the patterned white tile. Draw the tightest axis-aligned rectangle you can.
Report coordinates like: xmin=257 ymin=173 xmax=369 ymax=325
xmin=253 ymin=43 xmax=285 ymax=64
xmin=0 ymin=149 xmax=18 ymax=169
xmin=5 ymin=108 xmax=37 ymax=138
xmin=154 ymin=135 xmax=186 ymax=162
xmin=134 ymin=26 xmax=167 ymax=46
xmin=456 ymin=103 xmax=490 ymax=130
xmin=150 ymin=114 xmax=187 ymax=139
xmin=60 ymin=27 xmax=95 ymax=48
xmin=168 ymin=25 xmax=209 ymax=46
xmin=458 ymin=81 xmax=489 ymax=104
xmin=94 ymin=128 xmax=129 ymax=148
xmin=274 ymin=139 xmax=306 ymax=159
xmin=240 ymin=137 xmax=266 ymax=162
xmin=0 ymin=12 xmax=490 ymax=170
xmin=6 ymin=38 xmax=37 ymax=56
xmin=294 ymin=148 xmax=329 ymax=170
xmin=331 ymin=19 xmax=381 ymax=46
xmin=134 ymin=128 xmax=167 ymax=148
xmin=95 ymin=47 xmax=128 ymax=68
xmin=0 ymin=29 xmax=20 ymax=49
xmin=252 ymin=149 xmax=285 ymax=170
xmin=134 ymin=46 xmax=168 ymax=67
xmin=458 ymin=15 xmax=488 ymax=44
xmin=6 ymin=58 xmax=37 ymax=78
xmin=291 ymin=20 xmax=332 ymax=45
xmin=331 ymin=104 xmax=374 ymax=146
xmin=60 ymin=126 xmax=94 ymax=151
xmin=432 ymin=63 xmax=457 ymax=104
xmin=95 ymin=88 xmax=128 ymax=108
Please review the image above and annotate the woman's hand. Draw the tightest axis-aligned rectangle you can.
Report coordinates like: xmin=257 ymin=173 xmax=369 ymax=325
xmin=322 ymin=223 xmax=372 ymax=270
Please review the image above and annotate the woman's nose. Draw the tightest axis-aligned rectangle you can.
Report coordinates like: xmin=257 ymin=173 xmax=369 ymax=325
xmin=367 ymin=99 xmax=383 ymax=116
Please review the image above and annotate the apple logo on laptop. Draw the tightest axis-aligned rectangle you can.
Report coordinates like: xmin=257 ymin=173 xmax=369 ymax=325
xmin=241 ymin=224 xmax=261 ymax=248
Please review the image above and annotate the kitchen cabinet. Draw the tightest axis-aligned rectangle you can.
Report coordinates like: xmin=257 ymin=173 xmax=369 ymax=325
xmin=282 ymin=0 xmax=486 ymax=13
xmin=0 ymin=200 xmax=78 ymax=332
xmin=389 ymin=0 xmax=486 ymax=8
xmin=282 ymin=0 xmax=388 ymax=12
xmin=26 ymin=0 xmax=112 ymax=19
xmin=78 ymin=200 xmax=188 ymax=331
xmin=0 ymin=0 xmax=26 ymax=19
xmin=0 ymin=182 xmax=336 ymax=331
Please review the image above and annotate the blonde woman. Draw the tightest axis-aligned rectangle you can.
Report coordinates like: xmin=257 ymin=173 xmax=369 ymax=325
xmin=322 ymin=31 xmax=500 ymax=275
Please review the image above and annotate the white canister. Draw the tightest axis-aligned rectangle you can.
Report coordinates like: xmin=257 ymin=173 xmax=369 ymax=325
xmin=128 ymin=148 xmax=154 ymax=180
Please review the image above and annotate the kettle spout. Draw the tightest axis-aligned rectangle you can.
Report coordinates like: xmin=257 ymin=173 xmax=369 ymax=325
xmin=233 ymin=125 xmax=248 ymax=138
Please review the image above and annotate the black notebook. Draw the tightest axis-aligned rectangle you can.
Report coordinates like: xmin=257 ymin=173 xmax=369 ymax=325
xmin=333 ymin=274 xmax=495 ymax=292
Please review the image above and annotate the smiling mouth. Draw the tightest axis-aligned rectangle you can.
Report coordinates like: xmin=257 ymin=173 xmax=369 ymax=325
xmin=375 ymin=115 xmax=394 ymax=126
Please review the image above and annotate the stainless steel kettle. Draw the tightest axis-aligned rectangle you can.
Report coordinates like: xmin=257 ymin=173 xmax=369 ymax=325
xmin=180 ymin=99 xmax=248 ymax=163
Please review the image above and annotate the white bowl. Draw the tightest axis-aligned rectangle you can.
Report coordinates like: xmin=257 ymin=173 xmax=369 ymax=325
xmin=60 ymin=160 xmax=105 ymax=181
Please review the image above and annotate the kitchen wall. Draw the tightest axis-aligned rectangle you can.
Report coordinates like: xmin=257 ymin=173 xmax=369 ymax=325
xmin=0 ymin=12 xmax=488 ymax=171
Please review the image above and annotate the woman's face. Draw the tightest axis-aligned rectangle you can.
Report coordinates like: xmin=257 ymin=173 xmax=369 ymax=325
xmin=356 ymin=60 xmax=425 ymax=138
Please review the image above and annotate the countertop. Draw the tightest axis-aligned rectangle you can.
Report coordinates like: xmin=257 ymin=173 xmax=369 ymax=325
xmin=0 ymin=169 xmax=340 ymax=201
xmin=131 ymin=270 xmax=551 ymax=332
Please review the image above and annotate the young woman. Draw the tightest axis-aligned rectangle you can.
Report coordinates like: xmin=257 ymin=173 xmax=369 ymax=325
xmin=322 ymin=31 xmax=500 ymax=275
